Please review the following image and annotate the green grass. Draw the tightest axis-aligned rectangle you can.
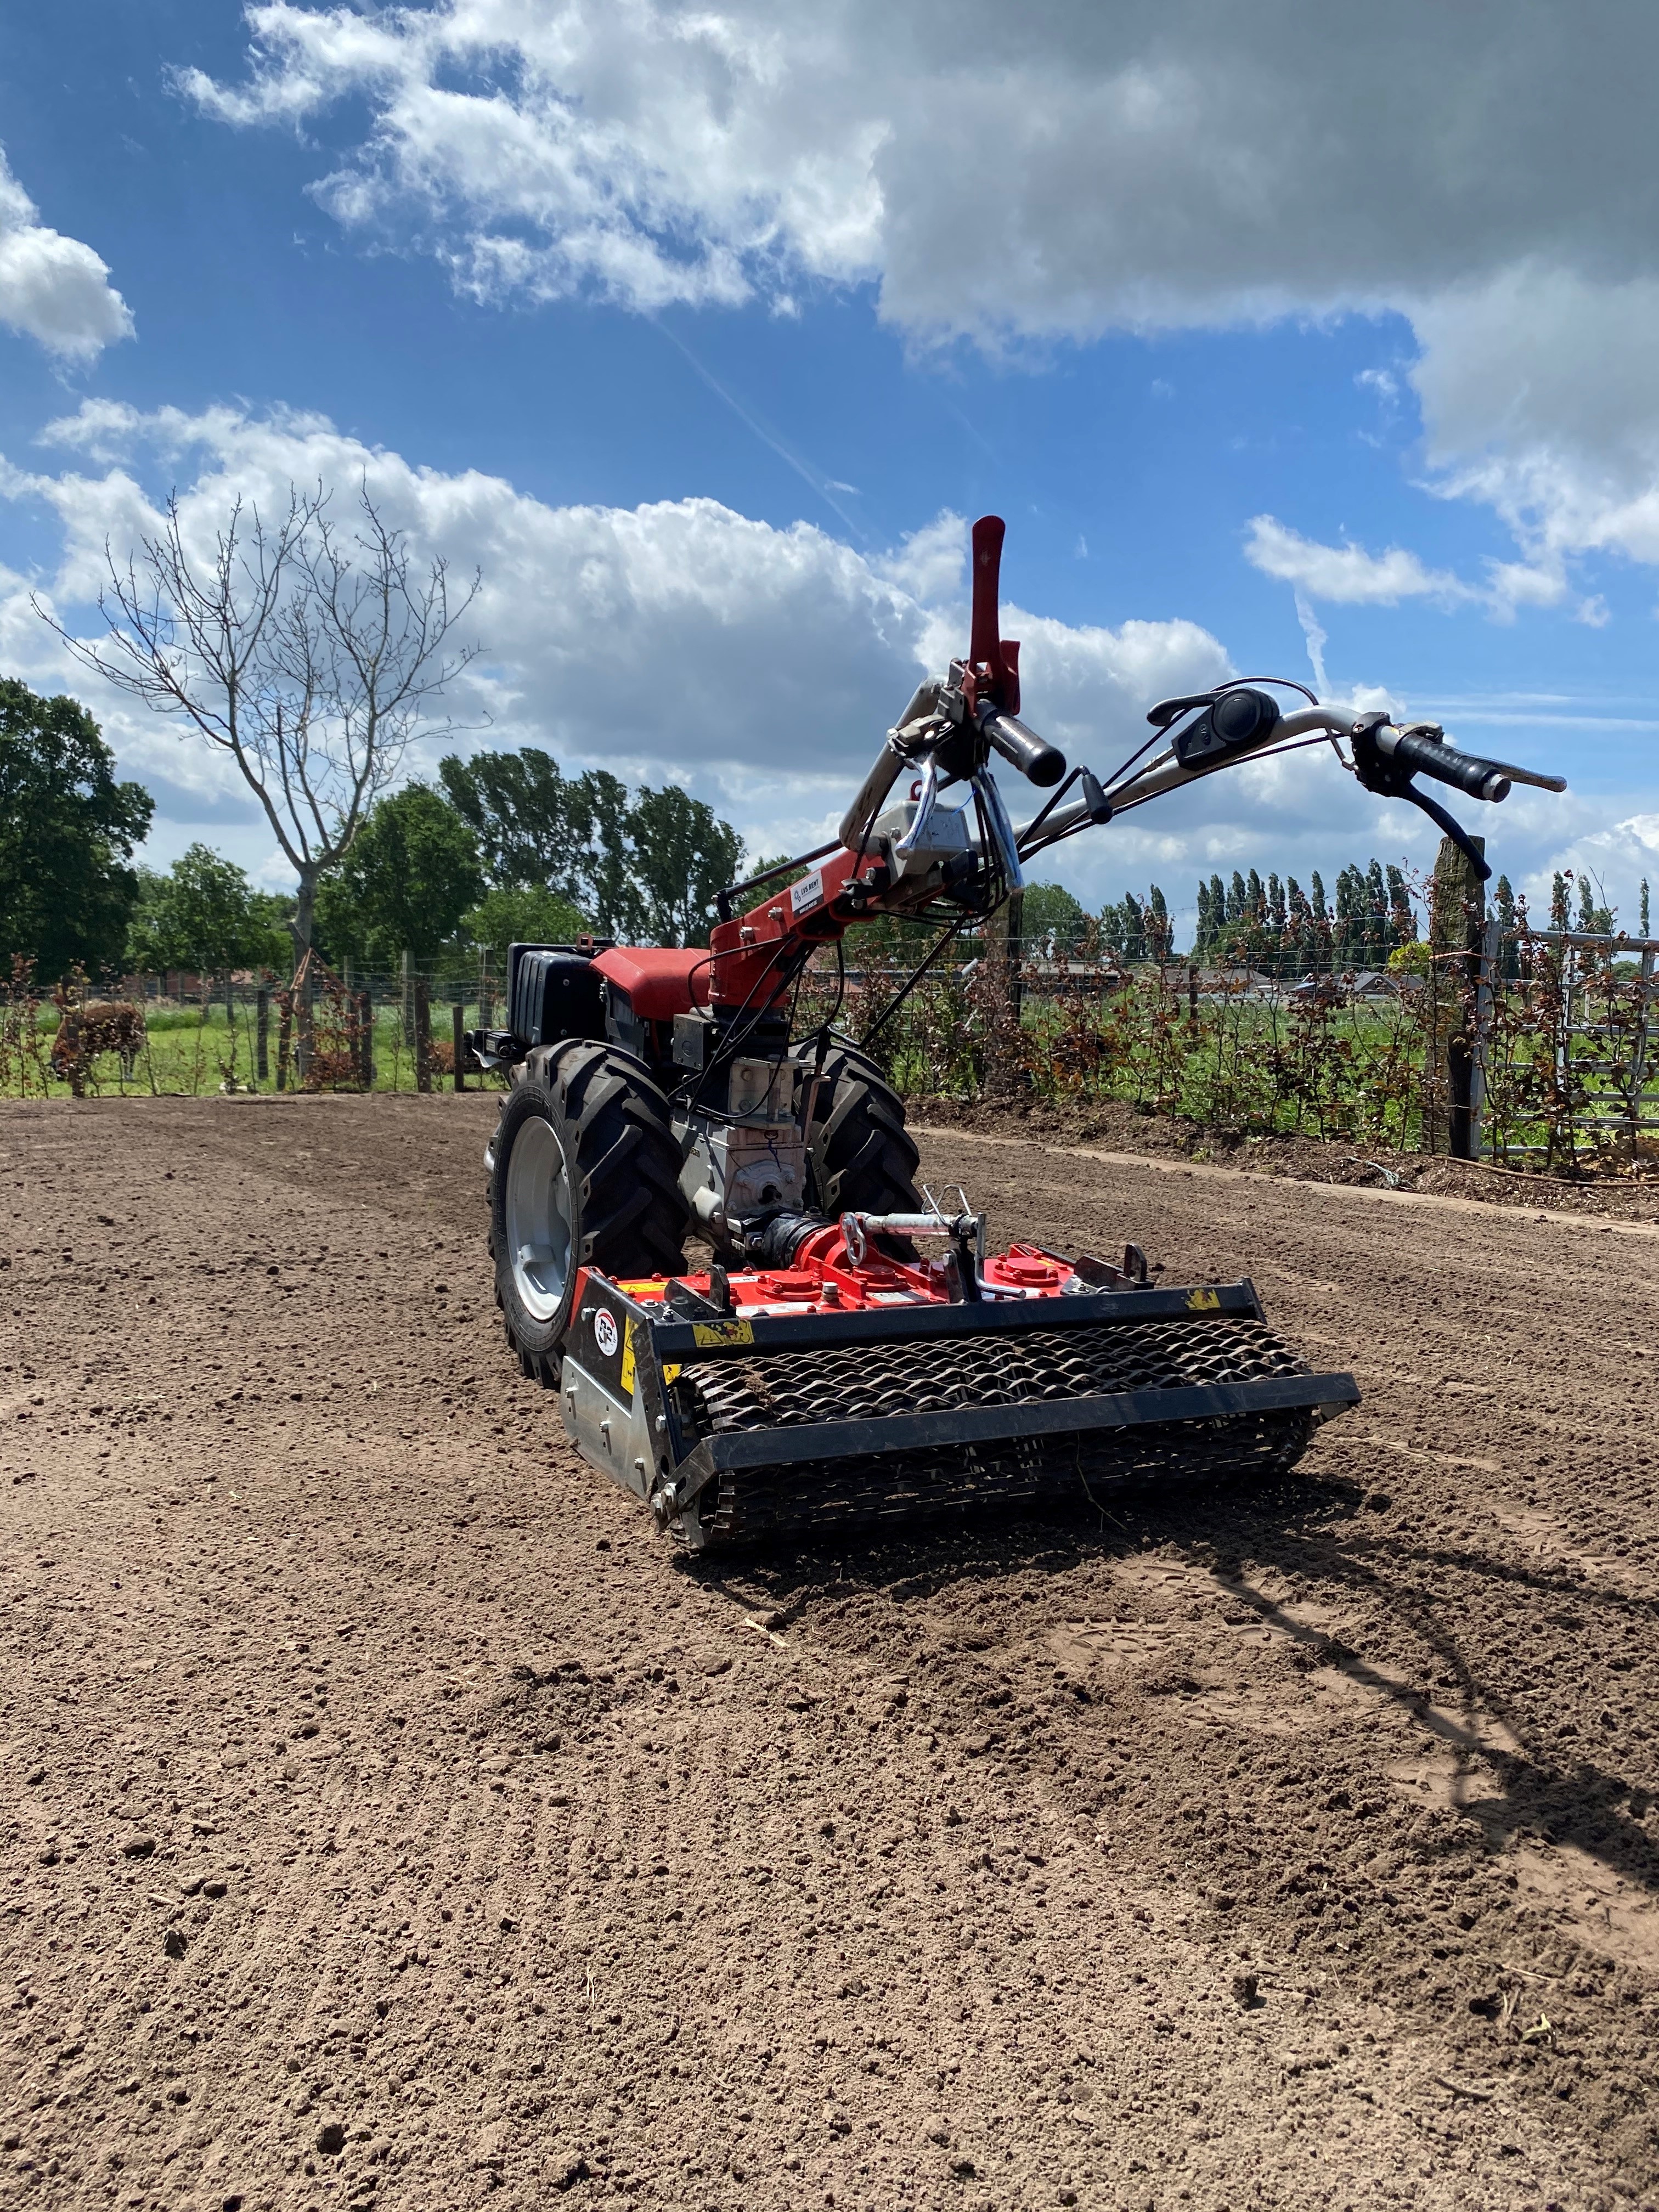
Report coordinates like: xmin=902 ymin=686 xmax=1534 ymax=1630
xmin=1 ymin=1000 xmax=500 ymax=1099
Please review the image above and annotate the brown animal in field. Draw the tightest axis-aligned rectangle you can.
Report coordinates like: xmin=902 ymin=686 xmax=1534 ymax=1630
xmin=51 ymin=1001 xmax=146 ymax=1091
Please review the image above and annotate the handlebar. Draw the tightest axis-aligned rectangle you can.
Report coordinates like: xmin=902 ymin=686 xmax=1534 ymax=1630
xmin=1372 ymin=727 xmax=1510 ymax=803
xmin=980 ymin=708 xmax=1068 ymax=787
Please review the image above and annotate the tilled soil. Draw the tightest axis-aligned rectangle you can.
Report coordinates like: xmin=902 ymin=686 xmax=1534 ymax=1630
xmin=918 ymin=1094 xmax=1659 ymax=1223
xmin=2 ymin=1094 xmax=1656 ymax=2212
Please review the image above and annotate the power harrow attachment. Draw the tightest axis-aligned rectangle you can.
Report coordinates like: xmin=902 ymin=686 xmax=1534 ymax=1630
xmin=472 ymin=515 xmax=1562 ymax=1549
xmin=560 ymin=1219 xmax=1357 ymax=1549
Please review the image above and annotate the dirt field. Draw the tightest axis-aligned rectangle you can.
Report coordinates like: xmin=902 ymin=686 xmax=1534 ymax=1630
xmin=3 ymin=1094 xmax=1657 ymax=2212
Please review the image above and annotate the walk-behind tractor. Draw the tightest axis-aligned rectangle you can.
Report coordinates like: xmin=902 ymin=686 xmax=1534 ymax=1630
xmin=472 ymin=518 xmax=1564 ymax=1548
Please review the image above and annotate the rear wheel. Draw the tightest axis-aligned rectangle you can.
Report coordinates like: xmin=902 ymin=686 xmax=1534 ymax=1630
xmin=805 ymin=1040 xmax=922 ymax=1217
xmin=491 ymin=1043 xmax=689 ymax=1384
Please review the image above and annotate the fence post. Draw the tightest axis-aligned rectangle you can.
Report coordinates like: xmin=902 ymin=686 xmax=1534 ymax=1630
xmin=983 ymin=891 xmax=1025 ymax=1097
xmin=256 ymin=988 xmax=269 ymax=1083
xmin=358 ymin=988 xmax=375 ymax=1091
xmin=275 ymin=995 xmax=291 ymax=1091
xmin=1427 ymin=833 xmax=1486 ymax=1158
xmin=452 ymin=1001 xmax=466 ymax=1093
xmin=400 ymin=949 xmax=413 ymax=1051
xmin=478 ymin=945 xmax=492 ymax=1031
xmin=1468 ymin=916 xmax=1499 ymax=1159
xmin=414 ymin=979 xmax=432 ymax=1093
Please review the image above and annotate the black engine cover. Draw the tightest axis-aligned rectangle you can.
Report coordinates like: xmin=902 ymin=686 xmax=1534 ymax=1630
xmin=507 ymin=944 xmax=607 ymax=1047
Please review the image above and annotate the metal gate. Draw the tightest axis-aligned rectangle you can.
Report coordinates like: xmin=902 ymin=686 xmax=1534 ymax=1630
xmin=1475 ymin=928 xmax=1659 ymax=1160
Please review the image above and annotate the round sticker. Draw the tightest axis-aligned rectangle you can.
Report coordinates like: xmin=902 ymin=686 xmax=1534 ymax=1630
xmin=592 ymin=1308 xmax=619 ymax=1358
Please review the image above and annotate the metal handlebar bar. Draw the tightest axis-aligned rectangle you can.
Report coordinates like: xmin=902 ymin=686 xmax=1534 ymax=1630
xmin=980 ymin=708 xmax=1067 ymax=787
xmin=1372 ymin=727 xmax=1511 ymax=803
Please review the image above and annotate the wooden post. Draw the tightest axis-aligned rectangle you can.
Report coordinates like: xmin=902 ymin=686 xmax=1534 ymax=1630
xmin=452 ymin=1001 xmax=467 ymax=1092
xmin=1006 ymin=888 xmax=1025 ymax=1033
xmin=983 ymin=891 xmax=1026 ymax=1098
xmin=256 ymin=988 xmax=269 ymax=1083
xmin=400 ymin=949 xmax=413 ymax=1052
xmin=358 ymin=988 xmax=375 ymax=1091
xmin=414 ymin=979 xmax=432 ymax=1093
xmin=298 ymin=967 xmax=316 ymax=1084
xmin=1426 ymin=834 xmax=1485 ymax=1158
xmin=478 ymin=945 xmax=492 ymax=1032
xmin=275 ymin=996 xmax=291 ymax=1091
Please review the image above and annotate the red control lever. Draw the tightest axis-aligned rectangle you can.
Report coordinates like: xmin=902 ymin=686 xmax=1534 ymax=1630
xmin=969 ymin=514 xmax=1020 ymax=714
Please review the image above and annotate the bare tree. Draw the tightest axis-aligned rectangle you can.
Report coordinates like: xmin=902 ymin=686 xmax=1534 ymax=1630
xmin=41 ymin=479 xmax=480 ymax=972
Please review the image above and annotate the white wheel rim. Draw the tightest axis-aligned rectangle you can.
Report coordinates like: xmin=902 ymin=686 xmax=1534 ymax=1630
xmin=505 ymin=1112 xmax=573 ymax=1323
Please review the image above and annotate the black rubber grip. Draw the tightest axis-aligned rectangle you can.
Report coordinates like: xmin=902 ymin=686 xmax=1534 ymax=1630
xmin=1379 ymin=729 xmax=1510 ymax=802
xmin=983 ymin=709 xmax=1067 ymax=787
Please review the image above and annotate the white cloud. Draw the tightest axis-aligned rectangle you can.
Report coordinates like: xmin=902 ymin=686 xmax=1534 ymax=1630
xmin=3 ymin=399 xmax=1229 ymax=869
xmin=1245 ymin=516 xmax=1476 ymax=610
xmin=178 ymin=4 xmax=1659 ymax=594
xmin=8 ymin=396 xmax=1644 ymax=925
xmin=1245 ymin=515 xmax=1606 ymax=628
xmin=178 ymin=4 xmax=1659 ymax=334
xmin=0 ymin=148 xmax=133 ymax=362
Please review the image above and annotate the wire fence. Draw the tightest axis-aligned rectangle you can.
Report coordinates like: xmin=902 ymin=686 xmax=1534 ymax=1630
xmin=798 ymin=926 xmax=1659 ymax=1173
xmin=0 ymin=958 xmax=504 ymax=1100
xmin=6 ymin=925 xmax=1659 ymax=1176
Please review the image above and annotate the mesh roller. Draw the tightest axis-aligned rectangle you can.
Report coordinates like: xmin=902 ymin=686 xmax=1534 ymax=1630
xmin=670 ymin=1314 xmax=1317 ymax=1541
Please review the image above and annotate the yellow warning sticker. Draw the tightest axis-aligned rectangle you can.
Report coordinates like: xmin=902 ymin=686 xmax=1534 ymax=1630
xmin=1186 ymin=1288 xmax=1222 ymax=1311
xmin=619 ymin=1319 xmax=636 ymax=1399
xmin=691 ymin=1319 xmax=755 ymax=1348
xmin=662 ymin=1363 xmax=681 ymax=1386
xmin=616 ymin=1278 xmax=667 ymax=1297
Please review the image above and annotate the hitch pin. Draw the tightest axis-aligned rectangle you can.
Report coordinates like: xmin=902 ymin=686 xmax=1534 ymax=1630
xmin=841 ymin=1189 xmax=989 ymax=1267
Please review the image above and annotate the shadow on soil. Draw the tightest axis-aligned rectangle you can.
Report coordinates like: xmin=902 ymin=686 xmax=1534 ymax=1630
xmin=685 ymin=1468 xmax=1659 ymax=1909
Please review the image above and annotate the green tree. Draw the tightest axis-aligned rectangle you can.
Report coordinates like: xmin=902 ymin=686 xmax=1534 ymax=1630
xmin=439 ymin=748 xmax=638 ymax=936
xmin=462 ymin=884 xmax=590 ymax=972
xmin=317 ymin=786 xmax=484 ymax=967
xmin=1493 ymin=873 xmax=1521 ymax=983
xmin=627 ymin=783 xmax=743 ymax=948
xmin=1147 ymin=884 xmax=1173 ymax=961
xmin=0 ymin=679 xmax=153 ymax=983
xmin=1021 ymin=881 xmax=1088 ymax=956
xmin=1386 ymin=865 xmax=1415 ymax=949
xmin=441 ymin=748 xmax=748 ymax=946
xmin=127 ymin=843 xmax=284 ymax=979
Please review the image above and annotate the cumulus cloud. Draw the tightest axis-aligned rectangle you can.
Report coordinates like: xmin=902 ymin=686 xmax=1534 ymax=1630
xmin=0 ymin=148 xmax=133 ymax=361
xmin=176 ymin=3 xmax=1659 ymax=594
xmin=1245 ymin=517 xmax=1477 ymax=611
xmin=177 ymin=4 xmax=1658 ymax=331
xmin=4 ymin=400 xmax=1237 ymax=871
xmin=5 ymin=397 xmax=1641 ymax=921
xmin=1243 ymin=515 xmax=1599 ymax=627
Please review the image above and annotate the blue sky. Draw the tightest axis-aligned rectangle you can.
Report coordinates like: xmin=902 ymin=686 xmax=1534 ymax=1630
xmin=3 ymin=0 xmax=1657 ymax=936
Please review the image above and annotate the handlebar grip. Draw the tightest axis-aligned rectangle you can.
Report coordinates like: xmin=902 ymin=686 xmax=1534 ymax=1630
xmin=982 ymin=709 xmax=1067 ymax=787
xmin=1378 ymin=728 xmax=1511 ymax=803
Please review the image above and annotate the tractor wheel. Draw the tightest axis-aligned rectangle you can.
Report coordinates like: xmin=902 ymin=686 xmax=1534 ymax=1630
xmin=491 ymin=1043 xmax=689 ymax=1386
xmin=805 ymin=1040 xmax=923 ymax=1218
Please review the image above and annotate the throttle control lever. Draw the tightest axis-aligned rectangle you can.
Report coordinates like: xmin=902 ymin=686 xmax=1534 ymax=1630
xmin=1347 ymin=713 xmax=1531 ymax=883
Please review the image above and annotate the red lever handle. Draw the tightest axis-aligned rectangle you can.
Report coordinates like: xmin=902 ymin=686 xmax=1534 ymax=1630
xmin=968 ymin=514 xmax=1020 ymax=714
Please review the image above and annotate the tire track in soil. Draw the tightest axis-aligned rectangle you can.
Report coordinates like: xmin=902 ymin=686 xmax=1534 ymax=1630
xmin=1 ymin=1096 xmax=1655 ymax=2210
